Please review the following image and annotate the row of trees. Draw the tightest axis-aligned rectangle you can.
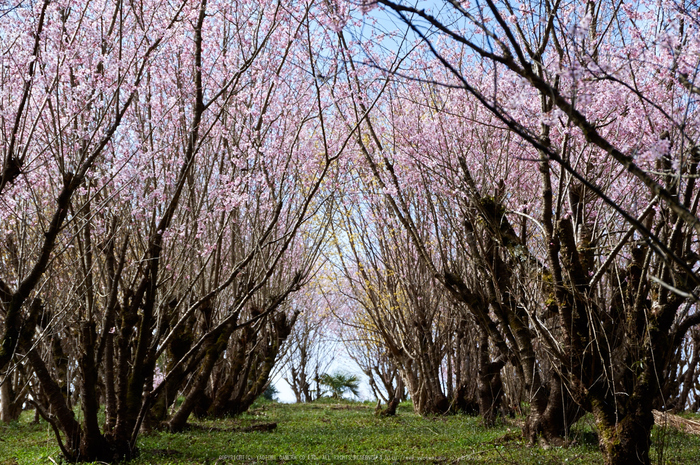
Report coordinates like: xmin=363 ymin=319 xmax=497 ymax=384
xmin=0 ymin=0 xmax=351 ymax=460
xmin=322 ymin=1 xmax=700 ymax=465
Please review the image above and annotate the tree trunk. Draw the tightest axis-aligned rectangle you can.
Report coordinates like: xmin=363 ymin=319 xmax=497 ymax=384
xmin=403 ymin=366 xmax=450 ymax=415
xmin=27 ymin=349 xmax=82 ymax=460
xmin=168 ymin=323 xmax=234 ymax=432
xmin=0 ymin=373 xmax=23 ymax=422
xmin=208 ymin=312 xmax=296 ymax=418
xmin=167 ymin=350 xmax=218 ymax=432
xmin=103 ymin=332 xmax=117 ymax=432
xmin=523 ymin=372 xmax=582 ymax=445
xmin=0 ymin=362 xmax=28 ymax=423
xmin=593 ymin=398 xmax=653 ymax=465
xmin=78 ymin=321 xmax=112 ymax=460
xmin=477 ymin=332 xmax=505 ymax=426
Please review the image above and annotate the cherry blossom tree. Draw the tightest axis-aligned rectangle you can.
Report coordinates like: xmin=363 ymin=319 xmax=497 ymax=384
xmin=332 ymin=203 xmax=453 ymax=414
xmin=280 ymin=280 xmax=339 ymax=404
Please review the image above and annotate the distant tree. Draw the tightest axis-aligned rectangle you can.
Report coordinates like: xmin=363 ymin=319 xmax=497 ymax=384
xmin=320 ymin=371 xmax=360 ymax=399
xmin=280 ymin=282 xmax=338 ymax=403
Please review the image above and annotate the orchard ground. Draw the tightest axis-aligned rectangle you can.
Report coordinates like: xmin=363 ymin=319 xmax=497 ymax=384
xmin=2 ymin=398 xmax=700 ymax=464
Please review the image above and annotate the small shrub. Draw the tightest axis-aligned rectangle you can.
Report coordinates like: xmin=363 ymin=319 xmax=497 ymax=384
xmin=263 ymin=384 xmax=278 ymax=401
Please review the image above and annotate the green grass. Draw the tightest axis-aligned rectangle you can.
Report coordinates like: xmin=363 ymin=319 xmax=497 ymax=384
xmin=1 ymin=400 xmax=699 ymax=464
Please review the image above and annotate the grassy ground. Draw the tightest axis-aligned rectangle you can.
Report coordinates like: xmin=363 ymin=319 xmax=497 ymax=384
xmin=1 ymin=399 xmax=699 ymax=464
